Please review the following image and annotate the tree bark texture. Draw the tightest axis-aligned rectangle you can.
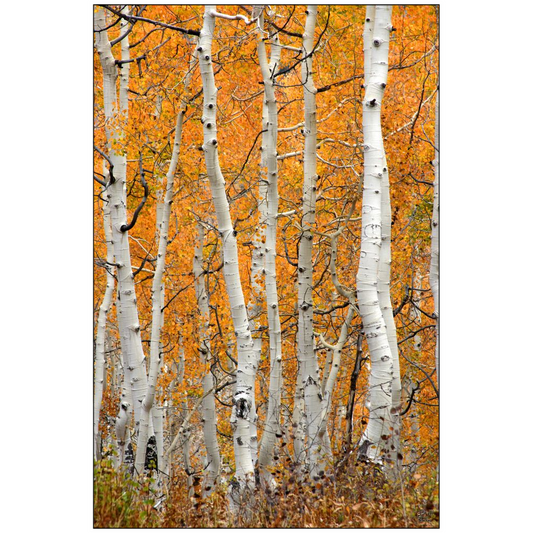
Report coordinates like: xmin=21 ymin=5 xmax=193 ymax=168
xmin=94 ymin=167 xmax=115 ymax=460
xmin=255 ymin=7 xmax=285 ymax=487
xmin=198 ymin=5 xmax=256 ymax=494
xmin=296 ymin=5 xmax=327 ymax=480
xmin=430 ymin=88 xmax=439 ymax=387
xmin=194 ymin=223 xmax=221 ymax=496
xmin=356 ymin=5 xmax=395 ymax=464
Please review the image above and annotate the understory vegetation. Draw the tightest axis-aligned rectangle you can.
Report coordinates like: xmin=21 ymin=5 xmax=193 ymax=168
xmin=94 ymin=455 xmax=439 ymax=528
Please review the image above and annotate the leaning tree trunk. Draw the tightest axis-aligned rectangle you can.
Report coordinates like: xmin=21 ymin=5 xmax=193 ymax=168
xmin=430 ymin=87 xmax=439 ymax=387
xmin=255 ymin=7 xmax=285 ymax=488
xmin=198 ymin=5 xmax=256 ymax=503
xmin=135 ymin=42 xmax=197 ymax=477
xmin=94 ymin=6 xmax=150 ymax=439
xmin=356 ymin=5 xmax=395 ymax=465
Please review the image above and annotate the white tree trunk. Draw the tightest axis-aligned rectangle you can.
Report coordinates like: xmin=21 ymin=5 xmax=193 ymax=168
xmin=246 ymin=103 xmax=266 ymax=468
xmin=94 ymin=6 xmax=149 ymax=438
xmin=430 ymin=88 xmax=439 ymax=387
xmin=255 ymin=8 xmax=284 ymax=487
xmin=378 ymin=152 xmax=402 ymax=469
xmin=295 ymin=5 xmax=327 ymax=481
xmin=94 ymin=166 xmax=115 ymax=460
xmin=115 ymin=400 xmax=131 ymax=466
xmin=194 ymin=223 xmax=221 ymax=496
xmin=198 ymin=5 xmax=256 ymax=496
xmin=118 ymin=7 xmax=130 ymax=115
xmin=135 ymin=41 xmax=197 ymax=476
xmin=356 ymin=5 xmax=394 ymax=464
xmin=292 ymin=383 xmax=307 ymax=468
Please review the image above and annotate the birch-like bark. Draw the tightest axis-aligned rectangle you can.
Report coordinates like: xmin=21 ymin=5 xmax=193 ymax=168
xmin=295 ymin=5 xmax=326 ymax=480
xmin=118 ymin=7 xmax=130 ymax=115
xmin=94 ymin=167 xmax=115 ymax=460
xmin=292 ymin=384 xmax=307 ymax=467
xmin=245 ymin=8 xmax=266 ymax=460
xmin=373 ymin=4 xmax=400 ymax=468
xmin=115 ymin=396 xmax=131 ymax=466
xmin=114 ymin=296 xmax=132 ymax=467
xmin=356 ymin=5 xmax=394 ymax=464
xmin=135 ymin=42 xmax=197 ymax=476
xmin=430 ymin=88 xmax=439 ymax=387
xmin=378 ymin=152 xmax=402 ymax=469
xmin=194 ymin=223 xmax=221 ymax=496
xmin=94 ymin=6 xmax=149 ymax=435
xmin=255 ymin=7 xmax=284 ymax=486
xmin=246 ymin=108 xmax=266 ymax=468
xmin=151 ymin=406 xmax=163 ymax=468
xmin=198 ymin=5 xmax=256 ymax=494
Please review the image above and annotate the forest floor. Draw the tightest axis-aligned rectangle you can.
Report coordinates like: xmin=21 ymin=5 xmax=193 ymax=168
xmin=94 ymin=458 xmax=439 ymax=528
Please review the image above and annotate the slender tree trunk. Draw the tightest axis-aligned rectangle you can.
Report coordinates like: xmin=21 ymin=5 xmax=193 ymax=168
xmin=246 ymin=94 xmax=266 ymax=469
xmin=373 ymin=4 xmax=401 ymax=469
xmin=135 ymin=41 xmax=197 ymax=476
xmin=94 ymin=6 xmax=149 ymax=438
xmin=378 ymin=154 xmax=402 ymax=470
xmin=198 ymin=5 xmax=256 ymax=500
xmin=94 ymin=167 xmax=115 ymax=460
xmin=430 ymin=88 xmax=439 ymax=387
xmin=152 ymin=406 xmax=166 ymax=475
xmin=194 ymin=223 xmax=221 ymax=496
xmin=255 ymin=8 xmax=284 ymax=487
xmin=114 ymin=296 xmax=132 ymax=467
xmin=294 ymin=5 xmax=327 ymax=481
xmin=356 ymin=5 xmax=395 ymax=465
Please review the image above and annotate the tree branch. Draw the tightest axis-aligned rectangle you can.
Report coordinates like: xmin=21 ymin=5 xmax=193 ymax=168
xmin=101 ymin=5 xmax=200 ymax=36
xmin=120 ymin=152 xmax=149 ymax=233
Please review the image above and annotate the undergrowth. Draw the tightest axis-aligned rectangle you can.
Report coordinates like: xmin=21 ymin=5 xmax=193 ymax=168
xmin=94 ymin=458 xmax=439 ymax=528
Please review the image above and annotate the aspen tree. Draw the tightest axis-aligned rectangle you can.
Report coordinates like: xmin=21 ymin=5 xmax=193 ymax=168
xmin=255 ymin=7 xmax=285 ymax=486
xmin=94 ymin=6 xmax=150 ymax=437
xmin=374 ymin=7 xmax=401 ymax=467
xmin=356 ymin=5 xmax=395 ymax=464
xmin=430 ymin=88 xmax=439 ymax=387
xmin=194 ymin=223 xmax=221 ymax=496
xmin=115 ymin=298 xmax=133 ymax=467
xmin=94 ymin=166 xmax=115 ymax=460
xmin=198 ymin=4 xmax=256 ymax=500
xmin=296 ymin=5 xmax=326 ymax=480
xmin=135 ymin=42 xmax=197 ymax=476
xmin=378 ymin=155 xmax=402 ymax=469
xmin=246 ymin=110 xmax=265 ymax=469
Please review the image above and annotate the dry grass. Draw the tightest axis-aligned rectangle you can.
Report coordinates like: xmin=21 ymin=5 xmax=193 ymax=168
xmin=94 ymin=457 xmax=439 ymax=528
